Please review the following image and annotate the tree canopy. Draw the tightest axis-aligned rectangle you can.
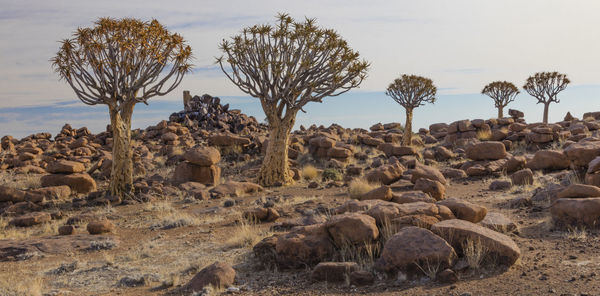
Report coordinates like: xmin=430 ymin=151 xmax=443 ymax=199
xmin=482 ymin=81 xmax=519 ymax=109
xmin=385 ymin=74 xmax=437 ymax=109
xmin=523 ymin=72 xmax=570 ymax=104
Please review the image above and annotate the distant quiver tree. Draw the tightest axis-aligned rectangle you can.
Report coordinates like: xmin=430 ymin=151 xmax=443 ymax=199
xmin=523 ymin=72 xmax=570 ymax=124
xmin=217 ymin=13 xmax=369 ymax=187
xmin=481 ymin=81 xmax=520 ymax=118
xmin=52 ymin=18 xmax=193 ymax=198
xmin=385 ymin=75 xmax=437 ymax=146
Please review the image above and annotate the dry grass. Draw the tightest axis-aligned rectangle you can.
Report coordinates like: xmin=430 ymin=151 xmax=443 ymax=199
xmin=477 ymin=129 xmax=492 ymax=141
xmin=0 ymin=217 xmax=64 ymax=240
xmin=145 ymin=201 xmax=202 ymax=230
xmin=0 ymin=276 xmax=44 ymax=296
xmin=414 ymin=257 xmax=442 ymax=280
xmin=301 ymin=165 xmax=319 ymax=181
xmin=462 ymin=238 xmax=488 ymax=269
xmin=565 ymin=225 xmax=588 ymax=241
xmin=225 ymin=219 xmax=268 ymax=249
xmin=0 ymin=171 xmax=41 ymax=190
xmin=347 ymin=178 xmax=377 ymax=199
xmin=566 ymin=171 xmax=584 ymax=185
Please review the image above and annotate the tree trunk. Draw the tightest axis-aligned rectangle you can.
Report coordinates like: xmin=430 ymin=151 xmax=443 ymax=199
xmin=108 ymin=102 xmax=135 ymax=198
xmin=258 ymin=118 xmax=294 ymax=187
xmin=497 ymin=106 xmax=503 ymax=118
xmin=402 ymin=108 xmax=413 ymax=146
xmin=542 ymin=102 xmax=550 ymax=124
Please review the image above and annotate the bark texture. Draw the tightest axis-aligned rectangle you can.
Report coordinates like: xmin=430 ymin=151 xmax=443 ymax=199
xmin=402 ymin=108 xmax=414 ymax=146
xmin=258 ymin=118 xmax=294 ymax=187
xmin=109 ymin=102 xmax=135 ymax=198
xmin=543 ymin=103 xmax=550 ymax=124
xmin=497 ymin=106 xmax=504 ymax=118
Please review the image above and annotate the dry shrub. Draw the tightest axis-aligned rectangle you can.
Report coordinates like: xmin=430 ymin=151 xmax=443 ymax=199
xmin=566 ymin=225 xmax=588 ymax=241
xmin=301 ymin=165 xmax=319 ymax=180
xmin=462 ymin=238 xmax=488 ymax=269
xmin=414 ymin=257 xmax=443 ymax=279
xmin=0 ymin=276 xmax=43 ymax=296
xmin=476 ymin=129 xmax=492 ymax=141
xmin=225 ymin=219 xmax=268 ymax=249
xmin=347 ymin=178 xmax=377 ymax=199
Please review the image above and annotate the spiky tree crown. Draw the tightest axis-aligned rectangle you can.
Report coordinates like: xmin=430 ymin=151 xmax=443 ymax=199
xmin=482 ymin=81 xmax=520 ymax=108
xmin=523 ymin=71 xmax=570 ymax=104
xmin=385 ymin=74 xmax=437 ymax=109
xmin=52 ymin=17 xmax=193 ymax=108
xmin=217 ymin=13 xmax=369 ymax=122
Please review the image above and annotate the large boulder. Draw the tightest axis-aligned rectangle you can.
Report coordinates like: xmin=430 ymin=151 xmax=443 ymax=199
xmin=376 ymin=226 xmax=456 ymax=274
xmin=183 ymin=147 xmax=221 ymax=166
xmin=359 ymin=185 xmax=393 ymax=201
xmin=275 ymin=224 xmax=335 ymax=268
xmin=411 ymin=163 xmax=447 ymax=185
xmin=437 ymin=198 xmax=487 ymax=223
xmin=479 ymin=212 xmax=517 ymax=233
xmin=312 ymin=262 xmax=359 ymax=283
xmin=172 ymin=162 xmax=220 ymax=186
xmin=187 ymin=262 xmax=236 ymax=291
xmin=40 ymin=173 xmax=97 ymax=194
xmin=527 ymin=150 xmax=570 ymax=171
xmin=466 ymin=141 xmax=507 ymax=161
xmin=325 ymin=213 xmax=379 ymax=247
xmin=511 ymin=168 xmax=534 ymax=186
xmin=209 ymin=181 xmax=263 ymax=198
xmin=365 ymin=163 xmax=405 ymax=185
xmin=564 ymin=141 xmax=600 ymax=167
xmin=557 ymin=184 xmax=600 ymax=199
xmin=366 ymin=201 xmax=454 ymax=225
xmin=551 ymin=197 xmax=600 ymax=227
xmin=10 ymin=212 xmax=51 ymax=227
xmin=46 ymin=160 xmax=85 ymax=174
xmin=414 ymin=178 xmax=446 ymax=200
xmin=0 ymin=186 xmax=26 ymax=202
xmin=431 ymin=219 xmax=521 ymax=266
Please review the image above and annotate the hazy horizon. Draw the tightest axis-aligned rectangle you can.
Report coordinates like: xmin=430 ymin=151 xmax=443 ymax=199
xmin=2 ymin=0 xmax=600 ymax=138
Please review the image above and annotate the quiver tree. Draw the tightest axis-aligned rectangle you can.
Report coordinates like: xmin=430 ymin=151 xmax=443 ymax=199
xmin=52 ymin=18 xmax=192 ymax=198
xmin=523 ymin=72 xmax=570 ymax=124
xmin=218 ymin=13 xmax=369 ymax=187
xmin=385 ymin=75 xmax=436 ymax=146
xmin=481 ymin=81 xmax=519 ymax=118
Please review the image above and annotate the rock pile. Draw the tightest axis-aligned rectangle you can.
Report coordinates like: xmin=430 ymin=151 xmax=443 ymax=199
xmin=172 ymin=147 xmax=221 ymax=186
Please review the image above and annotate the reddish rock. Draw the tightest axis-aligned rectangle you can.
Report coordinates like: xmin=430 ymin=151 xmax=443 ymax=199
xmin=527 ymin=150 xmax=570 ymax=171
xmin=414 ymin=178 xmax=446 ymax=201
xmin=209 ymin=181 xmax=263 ymax=198
xmin=10 ymin=212 xmax=51 ymax=227
xmin=58 ymin=225 xmax=75 ymax=235
xmin=377 ymin=226 xmax=456 ymax=274
xmin=183 ymin=147 xmax=221 ymax=166
xmin=46 ymin=160 xmax=85 ymax=174
xmin=431 ymin=219 xmax=521 ymax=266
xmin=391 ymin=191 xmax=436 ymax=204
xmin=40 ymin=173 xmax=96 ymax=194
xmin=479 ymin=212 xmax=517 ymax=233
xmin=466 ymin=141 xmax=507 ymax=161
xmin=187 ymin=262 xmax=236 ymax=291
xmin=365 ymin=163 xmax=405 ymax=185
xmin=551 ymin=197 xmax=600 ymax=227
xmin=276 ymin=224 xmax=336 ymax=268
xmin=437 ymin=198 xmax=487 ymax=223
xmin=411 ymin=163 xmax=447 ymax=185
xmin=172 ymin=162 xmax=220 ymax=186
xmin=359 ymin=185 xmax=393 ymax=201
xmin=511 ymin=168 xmax=534 ymax=186
xmin=325 ymin=213 xmax=379 ymax=247
xmin=564 ymin=141 xmax=600 ymax=167
xmin=557 ymin=184 xmax=600 ymax=199
xmin=87 ymin=219 xmax=115 ymax=234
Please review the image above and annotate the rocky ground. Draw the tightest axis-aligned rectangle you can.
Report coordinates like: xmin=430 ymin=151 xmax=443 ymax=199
xmin=1 ymin=94 xmax=600 ymax=296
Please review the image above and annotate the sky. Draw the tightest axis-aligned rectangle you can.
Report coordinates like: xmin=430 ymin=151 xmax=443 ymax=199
xmin=1 ymin=0 xmax=600 ymax=138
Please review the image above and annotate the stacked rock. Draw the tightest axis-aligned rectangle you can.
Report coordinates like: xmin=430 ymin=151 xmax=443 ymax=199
xmin=41 ymin=159 xmax=97 ymax=194
xmin=308 ymin=134 xmax=352 ymax=162
xmin=172 ymin=147 xmax=221 ymax=186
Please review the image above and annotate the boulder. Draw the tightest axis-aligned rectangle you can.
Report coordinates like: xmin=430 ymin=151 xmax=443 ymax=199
xmin=208 ymin=133 xmax=251 ymax=146
xmin=30 ymin=186 xmax=71 ymax=200
xmin=41 ymin=173 xmax=97 ymax=194
xmin=564 ymin=141 xmax=600 ymax=167
xmin=312 ymin=262 xmax=359 ymax=282
xmin=365 ymin=163 xmax=405 ymax=185
xmin=187 ymin=262 xmax=236 ymax=291
xmin=527 ymin=150 xmax=570 ymax=171
xmin=479 ymin=212 xmax=517 ymax=233
xmin=276 ymin=224 xmax=335 ymax=268
xmin=10 ymin=212 xmax=51 ymax=227
xmin=466 ymin=141 xmax=507 ymax=161
xmin=359 ymin=185 xmax=392 ymax=201
xmin=489 ymin=180 xmax=512 ymax=191
xmin=46 ymin=160 xmax=85 ymax=174
xmin=431 ymin=219 xmax=521 ymax=266
xmin=377 ymin=226 xmax=456 ymax=274
xmin=437 ymin=198 xmax=487 ymax=223
xmin=0 ymin=186 xmax=26 ymax=202
xmin=391 ymin=191 xmax=436 ymax=204
xmin=325 ymin=213 xmax=379 ymax=247
xmin=557 ymin=184 xmax=600 ymax=199
xmin=172 ymin=162 xmax=220 ymax=186
xmin=183 ymin=147 xmax=221 ymax=166
xmin=411 ymin=163 xmax=447 ymax=185
xmin=511 ymin=168 xmax=534 ymax=186
xmin=587 ymin=156 xmax=600 ymax=174
xmin=414 ymin=178 xmax=445 ymax=200
xmin=86 ymin=219 xmax=115 ymax=234
xmin=551 ymin=197 xmax=600 ymax=227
